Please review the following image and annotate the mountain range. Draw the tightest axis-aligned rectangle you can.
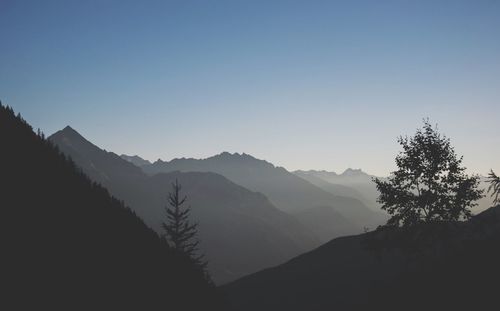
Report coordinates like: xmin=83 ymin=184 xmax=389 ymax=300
xmin=294 ymin=169 xmax=384 ymax=211
xmin=49 ymin=127 xmax=319 ymax=284
xmin=140 ymin=153 xmax=387 ymax=238
xmin=5 ymin=103 xmax=499 ymax=310
xmin=50 ymin=126 xmax=391 ymax=283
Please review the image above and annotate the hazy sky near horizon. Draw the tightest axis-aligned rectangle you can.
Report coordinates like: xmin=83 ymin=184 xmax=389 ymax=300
xmin=1 ymin=0 xmax=499 ymax=176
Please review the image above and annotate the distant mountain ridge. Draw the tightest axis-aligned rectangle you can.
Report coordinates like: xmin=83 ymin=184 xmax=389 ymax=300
xmin=297 ymin=169 xmax=494 ymax=214
xmin=49 ymin=128 xmax=319 ymax=284
xmin=140 ymin=152 xmax=387 ymax=240
xmin=293 ymin=171 xmax=375 ymax=210
xmin=295 ymin=169 xmax=385 ymax=211
xmin=121 ymin=154 xmax=152 ymax=167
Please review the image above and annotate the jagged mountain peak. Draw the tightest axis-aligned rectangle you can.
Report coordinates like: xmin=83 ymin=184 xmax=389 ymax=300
xmin=150 ymin=151 xmax=275 ymax=169
xmin=296 ymin=169 xmax=370 ymax=177
xmin=49 ymin=126 xmax=144 ymax=178
xmin=295 ymin=169 xmax=339 ymax=176
xmin=210 ymin=152 xmax=267 ymax=164
xmin=120 ymin=154 xmax=152 ymax=167
xmin=50 ymin=126 xmax=97 ymax=151
xmin=57 ymin=125 xmax=84 ymax=138
xmin=341 ymin=168 xmax=367 ymax=176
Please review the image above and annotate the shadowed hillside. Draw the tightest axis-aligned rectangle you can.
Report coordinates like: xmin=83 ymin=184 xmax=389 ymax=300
xmin=49 ymin=128 xmax=318 ymax=284
xmin=222 ymin=204 xmax=500 ymax=310
xmin=0 ymin=104 xmax=217 ymax=310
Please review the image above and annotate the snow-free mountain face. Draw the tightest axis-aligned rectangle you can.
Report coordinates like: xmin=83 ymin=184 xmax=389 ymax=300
xmin=120 ymin=154 xmax=152 ymax=167
xmin=142 ymin=153 xmax=386 ymax=238
xmin=293 ymin=170 xmax=376 ymax=210
xmin=295 ymin=169 xmax=385 ymax=211
xmin=49 ymin=128 xmax=319 ymax=284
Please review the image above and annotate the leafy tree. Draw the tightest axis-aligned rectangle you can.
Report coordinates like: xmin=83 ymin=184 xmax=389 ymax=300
xmin=162 ymin=180 xmax=208 ymax=274
xmin=374 ymin=120 xmax=483 ymax=227
xmin=487 ymin=170 xmax=500 ymax=206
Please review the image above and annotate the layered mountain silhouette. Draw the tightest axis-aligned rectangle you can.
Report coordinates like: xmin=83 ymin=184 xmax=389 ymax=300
xmin=121 ymin=154 xmax=152 ymax=167
xmin=297 ymin=169 xmax=495 ymax=214
xmin=141 ymin=153 xmax=386 ymax=240
xmin=222 ymin=204 xmax=500 ymax=310
xmin=295 ymin=169 xmax=384 ymax=211
xmin=49 ymin=127 xmax=318 ymax=284
xmin=294 ymin=170 xmax=371 ymax=205
xmin=6 ymin=102 xmax=497 ymax=310
xmin=0 ymin=105 xmax=217 ymax=310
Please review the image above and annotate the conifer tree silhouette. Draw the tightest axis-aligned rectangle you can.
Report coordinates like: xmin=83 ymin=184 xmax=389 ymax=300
xmin=162 ymin=180 xmax=209 ymax=277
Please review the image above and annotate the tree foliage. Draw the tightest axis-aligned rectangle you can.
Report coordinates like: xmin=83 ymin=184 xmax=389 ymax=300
xmin=374 ymin=120 xmax=483 ymax=227
xmin=162 ymin=180 xmax=209 ymax=277
xmin=487 ymin=170 xmax=500 ymax=206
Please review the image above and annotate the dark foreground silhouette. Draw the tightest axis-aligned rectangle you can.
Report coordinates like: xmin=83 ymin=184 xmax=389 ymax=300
xmin=222 ymin=204 xmax=500 ymax=310
xmin=0 ymin=104 xmax=220 ymax=310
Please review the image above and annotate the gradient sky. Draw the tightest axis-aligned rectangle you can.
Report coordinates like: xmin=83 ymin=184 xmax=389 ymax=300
xmin=1 ymin=0 xmax=499 ymax=176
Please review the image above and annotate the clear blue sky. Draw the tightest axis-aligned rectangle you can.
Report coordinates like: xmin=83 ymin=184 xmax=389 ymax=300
xmin=1 ymin=0 xmax=499 ymax=176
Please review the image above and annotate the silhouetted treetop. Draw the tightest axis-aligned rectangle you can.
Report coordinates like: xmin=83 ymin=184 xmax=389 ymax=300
xmin=162 ymin=179 xmax=210 ymax=281
xmin=374 ymin=120 xmax=483 ymax=227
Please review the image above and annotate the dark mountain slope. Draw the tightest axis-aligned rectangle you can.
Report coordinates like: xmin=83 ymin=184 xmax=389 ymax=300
xmin=49 ymin=128 xmax=318 ymax=284
xmin=222 ymin=205 xmax=500 ymax=311
xmin=143 ymin=153 xmax=384 ymax=238
xmin=0 ymin=105 xmax=216 ymax=310
xmin=293 ymin=205 xmax=358 ymax=242
xmin=222 ymin=232 xmax=402 ymax=311
xmin=50 ymin=126 xmax=157 ymax=223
